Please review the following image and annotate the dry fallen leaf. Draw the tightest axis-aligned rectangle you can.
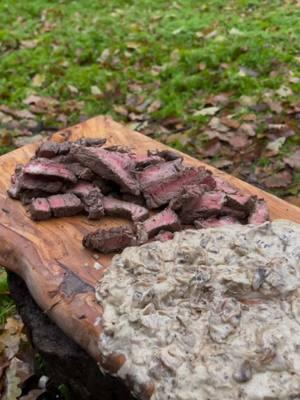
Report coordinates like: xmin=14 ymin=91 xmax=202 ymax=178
xmin=113 ymin=105 xmax=128 ymax=116
xmin=266 ymin=137 xmax=286 ymax=155
xmin=68 ymin=85 xmax=78 ymax=94
xmin=263 ymin=170 xmax=293 ymax=188
xmin=284 ymin=150 xmax=300 ymax=169
xmin=31 ymin=74 xmax=45 ymax=88
xmin=194 ymin=106 xmax=220 ymax=117
xmin=220 ymin=117 xmax=240 ymax=129
xmin=90 ymin=85 xmax=102 ymax=96
xmin=147 ymin=100 xmax=162 ymax=114
xmin=20 ymin=40 xmax=38 ymax=49
xmin=276 ymin=85 xmax=293 ymax=98
xmin=229 ymin=134 xmax=249 ymax=149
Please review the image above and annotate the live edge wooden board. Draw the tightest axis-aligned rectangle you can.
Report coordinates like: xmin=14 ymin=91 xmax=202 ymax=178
xmin=0 ymin=116 xmax=300 ymax=373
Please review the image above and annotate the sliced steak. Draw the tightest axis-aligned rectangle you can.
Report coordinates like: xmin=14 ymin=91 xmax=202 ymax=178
xmin=142 ymin=208 xmax=180 ymax=238
xmin=195 ymin=216 xmax=240 ymax=229
xmin=36 ymin=141 xmax=71 ymax=158
xmin=121 ymin=193 xmax=146 ymax=207
xmin=214 ymin=177 xmax=238 ymax=194
xmin=133 ymin=154 xmax=164 ymax=170
xmin=179 ymin=191 xmax=226 ymax=224
xmin=248 ymin=199 xmax=269 ymax=224
xmin=29 ymin=198 xmax=51 ymax=221
xmin=20 ymin=190 xmax=49 ymax=205
xmin=92 ymin=177 xmax=112 ymax=195
xmin=19 ymin=174 xmax=65 ymax=193
xmin=24 ymin=159 xmax=77 ymax=183
xmin=147 ymin=149 xmax=182 ymax=161
xmin=143 ymin=166 xmax=216 ymax=209
xmin=47 ymin=193 xmax=83 ymax=218
xmin=67 ymin=181 xmax=104 ymax=220
xmin=66 ymin=163 xmax=95 ymax=181
xmin=138 ymin=159 xmax=183 ymax=190
xmin=220 ymin=206 xmax=247 ymax=221
xmin=71 ymin=145 xmax=140 ymax=195
xmin=83 ymin=226 xmax=136 ymax=253
xmin=225 ymin=193 xmax=255 ymax=211
xmin=103 ymin=196 xmax=149 ymax=222
xmin=151 ymin=230 xmax=174 ymax=242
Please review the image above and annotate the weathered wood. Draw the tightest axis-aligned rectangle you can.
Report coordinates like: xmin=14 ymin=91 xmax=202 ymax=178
xmin=8 ymin=272 xmax=134 ymax=400
xmin=0 ymin=115 xmax=300 ymax=379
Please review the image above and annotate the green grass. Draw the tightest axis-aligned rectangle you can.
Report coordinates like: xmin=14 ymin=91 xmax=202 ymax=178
xmin=0 ymin=269 xmax=15 ymax=325
xmin=0 ymin=0 xmax=300 ymax=125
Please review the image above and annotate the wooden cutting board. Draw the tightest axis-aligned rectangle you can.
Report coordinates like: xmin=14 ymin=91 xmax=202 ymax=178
xmin=0 ymin=115 xmax=300 ymax=369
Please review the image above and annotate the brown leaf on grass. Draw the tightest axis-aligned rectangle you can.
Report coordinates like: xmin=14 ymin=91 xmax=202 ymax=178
xmin=31 ymin=74 xmax=45 ymax=88
xmin=113 ymin=105 xmax=128 ymax=116
xmin=147 ymin=100 xmax=162 ymax=113
xmin=194 ymin=106 xmax=220 ymax=116
xmin=266 ymin=137 xmax=286 ymax=156
xmin=20 ymin=40 xmax=38 ymax=49
xmin=239 ymin=123 xmax=256 ymax=137
xmin=229 ymin=134 xmax=249 ymax=149
xmin=220 ymin=117 xmax=240 ymax=129
xmin=284 ymin=150 xmax=300 ymax=169
xmin=241 ymin=113 xmax=257 ymax=122
xmin=205 ymin=93 xmax=230 ymax=106
xmin=199 ymin=139 xmax=221 ymax=157
xmin=0 ymin=106 xmax=35 ymax=120
xmin=263 ymin=170 xmax=293 ymax=188
xmin=211 ymin=159 xmax=233 ymax=169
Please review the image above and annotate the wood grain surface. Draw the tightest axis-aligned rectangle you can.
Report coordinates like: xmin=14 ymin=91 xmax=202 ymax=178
xmin=0 ymin=115 xmax=299 ymax=372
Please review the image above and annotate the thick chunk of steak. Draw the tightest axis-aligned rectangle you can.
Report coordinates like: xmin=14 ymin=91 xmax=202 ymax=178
xmin=141 ymin=163 xmax=215 ymax=209
xmin=195 ymin=216 xmax=240 ymax=229
xmin=225 ymin=193 xmax=254 ymax=211
xmin=179 ymin=191 xmax=226 ymax=223
xmin=65 ymin=163 xmax=95 ymax=181
xmin=214 ymin=177 xmax=238 ymax=194
xmin=29 ymin=198 xmax=51 ymax=221
xmin=71 ymin=145 xmax=140 ymax=195
xmin=138 ymin=159 xmax=183 ymax=190
xmin=36 ymin=141 xmax=71 ymax=158
xmin=248 ymin=199 xmax=269 ymax=224
xmin=47 ymin=193 xmax=83 ymax=218
xmin=83 ymin=226 xmax=136 ymax=253
xmin=142 ymin=208 xmax=180 ymax=238
xmin=67 ymin=181 xmax=104 ymax=219
xmin=24 ymin=159 xmax=77 ymax=183
xmin=19 ymin=174 xmax=64 ymax=193
xmin=103 ymin=196 xmax=149 ymax=222
xmin=220 ymin=206 xmax=247 ymax=221
xmin=20 ymin=190 xmax=49 ymax=205
xmin=120 ymin=193 xmax=146 ymax=207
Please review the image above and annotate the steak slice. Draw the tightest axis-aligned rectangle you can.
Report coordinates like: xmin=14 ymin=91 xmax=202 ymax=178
xmin=20 ymin=190 xmax=49 ymax=205
xmin=133 ymin=154 xmax=164 ymax=170
xmin=36 ymin=141 xmax=71 ymax=158
xmin=71 ymin=145 xmax=140 ymax=195
xmin=143 ymin=167 xmax=216 ymax=209
xmin=225 ymin=193 xmax=254 ymax=211
xmin=179 ymin=191 xmax=226 ymax=224
xmin=214 ymin=177 xmax=238 ymax=194
xmin=248 ymin=199 xmax=269 ymax=224
xmin=147 ymin=149 xmax=182 ymax=161
xmin=151 ymin=230 xmax=174 ymax=242
xmin=220 ymin=206 xmax=247 ymax=221
xmin=24 ymin=159 xmax=77 ymax=183
xmin=120 ymin=193 xmax=146 ymax=207
xmin=67 ymin=181 xmax=104 ymax=220
xmin=19 ymin=174 xmax=65 ymax=193
xmin=102 ymin=196 xmax=149 ymax=222
xmin=138 ymin=159 xmax=183 ymax=190
xmin=142 ymin=208 xmax=180 ymax=238
xmin=195 ymin=216 xmax=240 ymax=229
xmin=29 ymin=198 xmax=51 ymax=221
xmin=65 ymin=163 xmax=95 ymax=181
xmin=47 ymin=193 xmax=83 ymax=218
xmin=83 ymin=226 xmax=136 ymax=253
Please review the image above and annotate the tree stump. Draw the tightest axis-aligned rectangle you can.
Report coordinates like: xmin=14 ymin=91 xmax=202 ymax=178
xmin=7 ymin=272 xmax=134 ymax=400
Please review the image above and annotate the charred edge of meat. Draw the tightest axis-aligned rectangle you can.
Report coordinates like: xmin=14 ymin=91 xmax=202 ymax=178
xmin=24 ymin=159 xmax=77 ymax=183
xmin=75 ymin=138 xmax=107 ymax=147
xmin=194 ymin=216 xmax=240 ymax=229
xmin=70 ymin=145 xmax=140 ymax=195
xmin=103 ymin=196 xmax=149 ymax=222
xmin=133 ymin=155 xmax=165 ymax=170
xmin=47 ymin=193 xmax=84 ymax=218
xmin=142 ymin=208 xmax=181 ymax=238
xmin=248 ymin=199 xmax=269 ymax=225
xmin=36 ymin=141 xmax=71 ymax=158
xmin=147 ymin=149 xmax=183 ymax=161
xmin=82 ymin=226 xmax=136 ymax=253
